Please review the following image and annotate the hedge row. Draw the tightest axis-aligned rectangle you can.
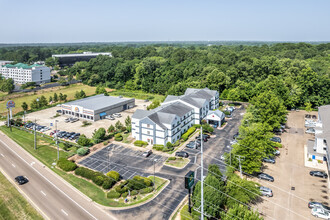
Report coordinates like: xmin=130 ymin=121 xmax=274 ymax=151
xmin=74 ymin=167 xmax=117 ymax=189
xmin=114 ymin=133 xmax=123 ymax=141
xmin=77 ymin=147 xmax=90 ymax=156
xmin=181 ymin=127 xmax=196 ymax=141
xmin=126 ymin=175 xmax=153 ymax=190
xmin=134 ymin=140 xmax=148 ymax=147
xmin=107 ymin=171 xmax=120 ymax=181
xmin=57 ymin=158 xmax=77 ymax=172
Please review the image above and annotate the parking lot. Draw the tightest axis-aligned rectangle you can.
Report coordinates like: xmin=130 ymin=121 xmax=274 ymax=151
xmin=79 ymin=144 xmax=167 ymax=179
xmin=255 ymin=110 xmax=329 ymax=220
xmin=24 ymin=98 xmax=150 ymax=138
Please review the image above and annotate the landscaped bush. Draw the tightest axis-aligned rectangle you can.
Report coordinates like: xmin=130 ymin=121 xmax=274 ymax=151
xmin=140 ymin=187 xmax=154 ymax=194
xmin=74 ymin=167 xmax=110 ymax=188
xmin=162 ymin=146 xmax=172 ymax=152
xmin=181 ymin=127 xmax=196 ymax=141
xmin=121 ymin=192 xmax=129 ymax=198
xmin=131 ymin=190 xmax=138 ymax=196
xmin=202 ymin=124 xmax=214 ymax=134
xmin=152 ymin=146 xmax=164 ymax=151
xmin=106 ymin=171 xmax=120 ymax=181
xmin=57 ymin=158 xmax=77 ymax=172
xmin=168 ymin=157 xmax=176 ymax=161
xmin=77 ymin=147 xmax=90 ymax=156
xmin=127 ymin=175 xmax=152 ymax=190
xmin=102 ymin=179 xmax=116 ymax=189
xmin=93 ymin=175 xmax=105 ymax=186
xmin=75 ymin=167 xmax=95 ymax=179
xmin=107 ymin=190 xmax=121 ymax=199
xmin=134 ymin=140 xmax=148 ymax=147
xmin=114 ymin=133 xmax=123 ymax=141
xmin=223 ymin=110 xmax=231 ymax=116
xmin=173 ymin=140 xmax=180 ymax=147
xmin=193 ymin=124 xmax=201 ymax=128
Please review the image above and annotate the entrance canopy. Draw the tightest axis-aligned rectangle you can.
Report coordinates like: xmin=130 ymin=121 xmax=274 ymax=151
xmin=205 ymin=110 xmax=225 ymax=127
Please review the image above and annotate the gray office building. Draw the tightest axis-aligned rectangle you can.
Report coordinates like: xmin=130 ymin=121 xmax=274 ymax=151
xmin=61 ymin=94 xmax=135 ymax=121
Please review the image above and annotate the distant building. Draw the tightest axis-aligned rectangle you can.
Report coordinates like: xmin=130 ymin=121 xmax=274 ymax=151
xmin=0 ymin=63 xmax=51 ymax=84
xmin=61 ymin=94 xmax=135 ymax=121
xmin=132 ymin=88 xmax=220 ymax=145
xmin=0 ymin=60 xmax=13 ymax=66
xmin=52 ymin=51 xmax=112 ymax=67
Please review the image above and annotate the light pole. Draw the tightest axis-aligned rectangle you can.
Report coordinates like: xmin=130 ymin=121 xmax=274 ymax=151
xmin=236 ymin=155 xmax=245 ymax=179
xmin=107 ymin=146 xmax=111 ymax=172
xmin=153 ymin=159 xmax=157 ymax=191
xmin=55 ymin=120 xmax=59 ymax=160
xmin=200 ymin=127 xmax=204 ymax=220
xmin=34 ymin=118 xmax=37 ymax=150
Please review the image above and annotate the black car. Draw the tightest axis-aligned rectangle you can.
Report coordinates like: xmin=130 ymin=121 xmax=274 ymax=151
xmin=175 ymin=151 xmax=189 ymax=158
xmin=15 ymin=176 xmax=29 ymax=185
xmin=310 ymin=171 xmax=328 ymax=178
xmin=233 ymin=132 xmax=239 ymax=139
xmin=257 ymin=173 xmax=274 ymax=182
xmin=308 ymin=201 xmax=330 ymax=211
xmin=196 ymin=136 xmax=207 ymax=142
xmin=69 ymin=133 xmax=80 ymax=140
xmin=262 ymin=157 xmax=276 ymax=164
xmin=270 ymin=137 xmax=281 ymax=143
xmin=202 ymin=134 xmax=210 ymax=139
xmin=305 ymin=114 xmax=311 ymax=119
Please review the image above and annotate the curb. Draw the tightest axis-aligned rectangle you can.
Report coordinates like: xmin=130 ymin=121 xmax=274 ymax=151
xmin=164 ymin=158 xmax=191 ymax=170
xmin=169 ymin=195 xmax=188 ymax=220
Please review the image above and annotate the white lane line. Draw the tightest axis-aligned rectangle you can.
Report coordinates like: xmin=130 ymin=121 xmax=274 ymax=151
xmin=40 ymin=190 xmax=46 ymax=196
xmin=12 ymin=163 xmax=16 ymax=168
xmin=0 ymin=139 xmax=99 ymax=220
xmin=128 ymin=172 xmax=136 ymax=179
xmin=61 ymin=209 xmax=68 ymax=216
xmin=1 ymin=153 xmax=4 ymax=157
xmin=30 ymin=161 xmax=35 ymax=166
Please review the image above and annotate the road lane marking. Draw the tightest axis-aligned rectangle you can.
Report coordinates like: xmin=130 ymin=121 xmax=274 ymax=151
xmin=30 ymin=161 xmax=35 ymax=166
xmin=1 ymin=153 xmax=4 ymax=157
xmin=40 ymin=190 xmax=46 ymax=196
xmin=61 ymin=209 xmax=68 ymax=216
xmin=0 ymin=139 xmax=100 ymax=220
xmin=12 ymin=164 xmax=15 ymax=168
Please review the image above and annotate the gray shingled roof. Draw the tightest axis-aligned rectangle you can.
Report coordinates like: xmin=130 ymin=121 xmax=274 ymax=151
xmin=147 ymin=112 xmax=174 ymax=129
xmin=63 ymin=94 xmax=133 ymax=111
xmin=132 ymin=109 xmax=152 ymax=119
xmin=163 ymin=95 xmax=180 ymax=103
xmin=158 ymin=102 xmax=193 ymax=117
xmin=207 ymin=110 xmax=225 ymax=120
xmin=180 ymin=96 xmax=207 ymax=108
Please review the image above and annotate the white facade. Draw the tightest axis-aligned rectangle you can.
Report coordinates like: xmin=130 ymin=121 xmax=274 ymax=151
xmin=0 ymin=63 xmax=51 ymax=84
xmin=132 ymin=88 xmax=219 ymax=145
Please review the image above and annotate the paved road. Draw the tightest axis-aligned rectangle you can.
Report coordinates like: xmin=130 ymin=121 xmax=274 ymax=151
xmin=0 ymin=133 xmax=116 ymax=220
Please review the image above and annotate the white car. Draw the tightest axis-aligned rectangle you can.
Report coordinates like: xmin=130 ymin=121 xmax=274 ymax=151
xmin=113 ymin=113 xmax=122 ymax=118
xmin=306 ymin=128 xmax=315 ymax=134
xmin=311 ymin=207 xmax=330 ymax=219
xmin=220 ymin=154 xmax=226 ymax=160
xmin=273 ymin=150 xmax=280 ymax=156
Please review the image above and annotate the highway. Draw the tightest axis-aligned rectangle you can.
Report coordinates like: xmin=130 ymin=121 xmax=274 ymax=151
xmin=0 ymin=132 xmax=116 ymax=220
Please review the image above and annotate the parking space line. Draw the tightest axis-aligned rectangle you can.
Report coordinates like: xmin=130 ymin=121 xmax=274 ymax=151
xmin=40 ymin=190 xmax=46 ymax=196
xmin=128 ymin=172 xmax=136 ymax=179
xmin=61 ymin=209 xmax=68 ymax=216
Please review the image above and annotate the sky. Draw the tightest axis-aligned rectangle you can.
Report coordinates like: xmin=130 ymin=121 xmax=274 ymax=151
xmin=0 ymin=0 xmax=329 ymax=43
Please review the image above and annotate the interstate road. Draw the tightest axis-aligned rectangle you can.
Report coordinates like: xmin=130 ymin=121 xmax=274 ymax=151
xmin=0 ymin=132 xmax=116 ymax=220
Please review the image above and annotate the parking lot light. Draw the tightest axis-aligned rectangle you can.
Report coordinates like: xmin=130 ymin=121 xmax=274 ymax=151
xmin=153 ymin=159 xmax=157 ymax=191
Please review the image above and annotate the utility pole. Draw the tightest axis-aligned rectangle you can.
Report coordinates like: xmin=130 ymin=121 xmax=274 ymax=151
xmin=34 ymin=119 xmax=37 ymax=150
xmin=200 ymin=127 xmax=204 ymax=220
xmin=236 ymin=155 xmax=245 ymax=178
xmin=55 ymin=120 xmax=59 ymax=160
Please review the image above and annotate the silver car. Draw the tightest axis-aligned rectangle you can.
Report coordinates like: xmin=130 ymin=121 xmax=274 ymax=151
xmin=259 ymin=186 xmax=273 ymax=197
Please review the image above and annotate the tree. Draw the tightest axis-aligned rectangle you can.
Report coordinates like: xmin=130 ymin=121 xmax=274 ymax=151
xmin=147 ymin=100 xmax=160 ymax=110
xmin=21 ymin=102 xmax=28 ymax=111
xmin=305 ymin=102 xmax=313 ymax=112
xmin=115 ymin=121 xmax=124 ymax=132
xmin=107 ymin=125 xmax=115 ymax=133
xmin=77 ymin=134 xmax=91 ymax=146
xmin=92 ymin=128 xmax=106 ymax=143
xmin=79 ymin=89 xmax=86 ymax=98
xmin=49 ymin=96 xmax=53 ymax=103
xmin=221 ymin=204 xmax=263 ymax=220
xmin=30 ymin=99 xmax=39 ymax=110
xmin=63 ymin=94 xmax=67 ymax=101
xmin=125 ymin=116 xmax=131 ymax=127
xmin=39 ymin=95 xmax=48 ymax=107
xmin=53 ymin=93 xmax=58 ymax=102
xmin=59 ymin=93 xmax=64 ymax=101
xmin=0 ymin=78 xmax=15 ymax=93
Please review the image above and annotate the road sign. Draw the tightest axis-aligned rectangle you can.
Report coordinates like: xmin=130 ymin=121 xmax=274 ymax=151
xmin=50 ymin=123 xmax=53 ymax=127
xmin=6 ymin=100 xmax=15 ymax=109
xmin=185 ymin=171 xmax=195 ymax=189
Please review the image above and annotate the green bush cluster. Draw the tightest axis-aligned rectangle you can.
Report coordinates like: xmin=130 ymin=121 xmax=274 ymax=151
xmin=121 ymin=192 xmax=129 ymax=198
xmin=134 ymin=140 xmax=148 ymax=147
xmin=130 ymin=190 xmax=138 ymax=196
xmin=202 ymin=124 xmax=214 ymax=134
xmin=76 ymin=147 xmax=90 ymax=156
xmin=168 ymin=157 xmax=176 ymax=161
xmin=74 ymin=167 xmax=116 ymax=189
xmin=114 ymin=133 xmax=123 ymax=141
xmin=107 ymin=190 xmax=121 ymax=199
xmin=126 ymin=175 xmax=153 ymax=190
xmin=181 ymin=127 xmax=196 ymax=141
xmin=193 ymin=124 xmax=201 ymax=128
xmin=106 ymin=171 xmax=120 ymax=181
xmin=57 ymin=158 xmax=77 ymax=172
xmin=140 ymin=187 xmax=154 ymax=194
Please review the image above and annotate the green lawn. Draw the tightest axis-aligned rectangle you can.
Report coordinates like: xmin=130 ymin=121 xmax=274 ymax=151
xmin=180 ymin=205 xmax=199 ymax=220
xmin=0 ymin=171 xmax=43 ymax=220
xmin=0 ymin=84 xmax=97 ymax=115
xmin=165 ymin=158 xmax=190 ymax=168
xmin=107 ymin=176 xmax=168 ymax=207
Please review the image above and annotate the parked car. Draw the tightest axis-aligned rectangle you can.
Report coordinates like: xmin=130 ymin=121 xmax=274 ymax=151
xmin=70 ymin=118 xmax=79 ymax=123
xmin=311 ymin=207 xmax=330 ymax=219
xmin=65 ymin=118 xmax=72 ymax=123
xmin=312 ymin=115 xmax=317 ymax=119
xmin=305 ymin=114 xmax=311 ymax=119
xmin=310 ymin=171 xmax=328 ymax=178
xmin=273 ymin=150 xmax=280 ymax=156
xmin=308 ymin=202 xmax=330 ymax=212
xmin=113 ymin=113 xmax=122 ymax=118
xmin=142 ymin=150 xmax=152 ymax=158
xmin=15 ymin=176 xmax=29 ymax=185
xmin=270 ymin=137 xmax=281 ymax=143
xmin=259 ymin=186 xmax=273 ymax=197
xmin=106 ymin=115 xmax=115 ymax=120
xmin=56 ymin=110 xmax=62 ymax=113
xmin=262 ymin=157 xmax=276 ymax=164
xmin=233 ymin=132 xmax=239 ymax=139
xmin=186 ymin=141 xmax=200 ymax=149
xmin=196 ymin=136 xmax=207 ymax=142
xmin=220 ymin=154 xmax=226 ymax=160
xmin=175 ymin=151 xmax=189 ymax=158
xmin=273 ymin=128 xmax=283 ymax=135
xmin=306 ymin=128 xmax=315 ymax=134
xmin=257 ymin=173 xmax=274 ymax=182
xmin=69 ymin=133 xmax=80 ymax=140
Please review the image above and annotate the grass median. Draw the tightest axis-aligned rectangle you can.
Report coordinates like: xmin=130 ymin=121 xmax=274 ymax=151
xmin=0 ymin=171 xmax=43 ymax=220
xmin=165 ymin=157 xmax=190 ymax=168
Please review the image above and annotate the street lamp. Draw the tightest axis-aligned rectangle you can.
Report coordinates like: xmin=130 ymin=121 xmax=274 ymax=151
xmin=107 ymin=146 xmax=111 ymax=172
xmin=55 ymin=120 xmax=59 ymax=160
xmin=153 ymin=159 xmax=157 ymax=191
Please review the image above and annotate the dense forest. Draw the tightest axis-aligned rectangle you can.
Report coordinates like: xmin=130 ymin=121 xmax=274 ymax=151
xmin=1 ymin=42 xmax=329 ymax=108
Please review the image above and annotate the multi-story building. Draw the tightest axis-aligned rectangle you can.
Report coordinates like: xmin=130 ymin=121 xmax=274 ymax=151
xmin=52 ymin=51 xmax=112 ymax=67
xmin=132 ymin=88 xmax=220 ymax=145
xmin=0 ymin=63 xmax=51 ymax=84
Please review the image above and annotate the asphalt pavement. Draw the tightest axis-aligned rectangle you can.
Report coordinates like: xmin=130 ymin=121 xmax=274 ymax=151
xmin=0 ymin=132 xmax=116 ymax=220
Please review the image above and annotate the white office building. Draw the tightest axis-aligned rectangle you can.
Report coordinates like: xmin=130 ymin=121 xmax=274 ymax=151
xmin=132 ymin=88 xmax=220 ymax=145
xmin=0 ymin=63 xmax=51 ymax=84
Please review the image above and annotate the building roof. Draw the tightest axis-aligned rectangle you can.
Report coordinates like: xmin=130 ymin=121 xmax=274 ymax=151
xmin=132 ymin=109 xmax=153 ymax=119
xmin=307 ymin=139 xmax=325 ymax=157
xmin=180 ymin=96 xmax=207 ymax=108
xmin=317 ymin=105 xmax=330 ymax=143
xmin=2 ymin=63 xmax=42 ymax=69
xmin=63 ymin=94 xmax=133 ymax=111
xmin=52 ymin=52 xmax=111 ymax=58
xmin=156 ymin=102 xmax=193 ymax=117
xmin=163 ymin=95 xmax=180 ymax=103
xmin=185 ymin=87 xmax=218 ymax=97
xmin=148 ymin=112 xmax=175 ymax=129
xmin=207 ymin=110 xmax=225 ymax=120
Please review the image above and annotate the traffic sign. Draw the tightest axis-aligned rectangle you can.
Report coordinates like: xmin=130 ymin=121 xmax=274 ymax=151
xmin=185 ymin=171 xmax=195 ymax=189
xmin=50 ymin=123 xmax=53 ymax=127
xmin=6 ymin=100 xmax=15 ymax=109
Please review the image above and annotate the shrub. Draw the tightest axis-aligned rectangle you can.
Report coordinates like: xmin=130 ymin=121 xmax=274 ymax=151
xmin=162 ymin=147 xmax=172 ymax=152
xmin=127 ymin=176 xmax=152 ymax=190
xmin=173 ymin=140 xmax=180 ymax=147
xmin=168 ymin=157 xmax=176 ymax=161
xmin=152 ymin=146 xmax=164 ymax=151
xmin=107 ymin=190 xmax=121 ymax=199
xmin=77 ymin=147 xmax=89 ymax=156
xmin=121 ymin=192 xmax=129 ymax=198
xmin=193 ymin=124 xmax=201 ymax=128
xmin=181 ymin=127 xmax=196 ymax=141
xmin=140 ymin=187 xmax=154 ymax=194
xmin=134 ymin=140 xmax=148 ymax=147
xmin=166 ymin=142 xmax=173 ymax=148
xmin=223 ymin=110 xmax=231 ymax=116
xmin=75 ymin=167 xmax=95 ymax=179
xmin=114 ymin=133 xmax=123 ymax=141
xmin=92 ymin=175 xmax=105 ymax=186
xmin=102 ymin=179 xmax=116 ymax=189
xmin=131 ymin=190 xmax=138 ymax=196
xmin=106 ymin=171 xmax=120 ymax=181
xmin=202 ymin=124 xmax=214 ymax=133
xmin=57 ymin=158 xmax=77 ymax=172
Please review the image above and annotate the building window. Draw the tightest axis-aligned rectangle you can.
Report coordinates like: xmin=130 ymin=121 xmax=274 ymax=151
xmin=87 ymin=116 xmax=90 ymax=119
xmin=91 ymin=116 xmax=94 ymax=120
xmin=147 ymin=131 xmax=150 ymax=135
xmin=147 ymin=124 xmax=150 ymax=128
